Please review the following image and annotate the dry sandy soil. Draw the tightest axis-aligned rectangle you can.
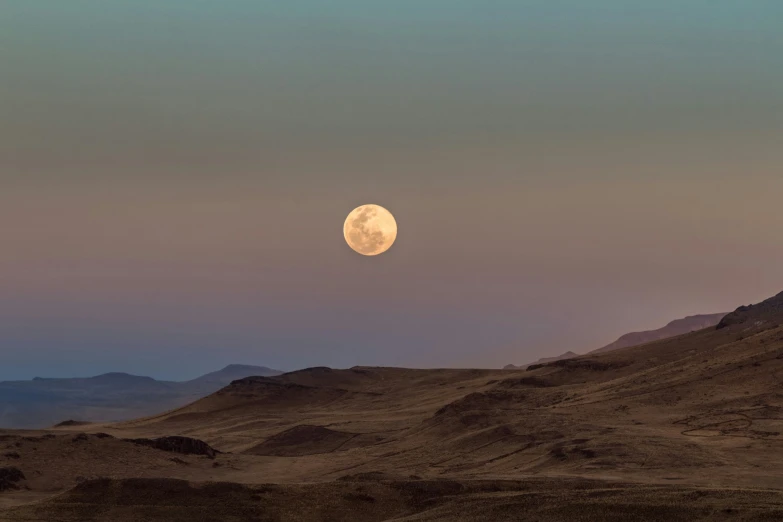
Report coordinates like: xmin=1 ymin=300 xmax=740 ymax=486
xmin=2 ymin=291 xmax=783 ymax=520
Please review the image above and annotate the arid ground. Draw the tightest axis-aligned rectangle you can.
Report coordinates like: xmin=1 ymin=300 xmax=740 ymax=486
xmin=2 ymin=292 xmax=783 ymax=521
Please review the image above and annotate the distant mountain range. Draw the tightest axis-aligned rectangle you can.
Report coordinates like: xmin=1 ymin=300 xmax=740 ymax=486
xmin=0 ymin=364 xmax=282 ymax=429
xmin=505 ymin=312 xmax=727 ymax=369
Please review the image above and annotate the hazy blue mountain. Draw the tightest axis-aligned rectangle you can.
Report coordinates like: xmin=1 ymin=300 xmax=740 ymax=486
xmin=0 ymin=365 xmax=283 ymax=429
xmin=182 ymin=364 xmax=280 ymax=387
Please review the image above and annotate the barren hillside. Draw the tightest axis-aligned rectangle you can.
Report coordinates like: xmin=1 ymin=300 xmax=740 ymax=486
xmin=3 ymin=292 xmax=783 ymax=520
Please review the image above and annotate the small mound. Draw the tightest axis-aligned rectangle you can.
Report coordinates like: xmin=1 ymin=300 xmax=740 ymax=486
xmin=244 ymin=425 xmax=357 ymax=456
xmin=0 ymin=467 xmax=25 ymax=491
xmin=435 ymin=391 xmax=519 ymax=417
xmin=53 ymin=420 xmax=92 ymax=428
xmin=124 ymin=436 xmax=219 ymax=458
xmin=69 ymin=432 xmax=113 ymax=442
xmin=274 ymin=366 xmax=380 ymax=390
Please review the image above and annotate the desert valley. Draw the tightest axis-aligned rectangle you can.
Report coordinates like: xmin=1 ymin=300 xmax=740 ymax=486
xmin=2 ymin=291 xmax=783 ymax=520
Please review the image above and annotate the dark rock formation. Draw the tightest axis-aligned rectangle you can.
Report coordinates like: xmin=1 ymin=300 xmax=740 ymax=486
xmin=125 ymin=436 xmax=219 ymax=459
xmin=0 ymin=467 xmax=25 ymax=491
xmin=717 ymin=291 xmax=783 ymax=330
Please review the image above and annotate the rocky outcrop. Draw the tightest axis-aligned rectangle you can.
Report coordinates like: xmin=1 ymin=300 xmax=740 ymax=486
xmin=125 ymin=436 xmax=219 ymax=459
xmin=717 ymin=291 xmax=783 ymax=330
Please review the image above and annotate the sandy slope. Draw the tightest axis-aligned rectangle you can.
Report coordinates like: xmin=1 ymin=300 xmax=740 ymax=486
xmin=2 ymin=292 xmax=783 ymax=520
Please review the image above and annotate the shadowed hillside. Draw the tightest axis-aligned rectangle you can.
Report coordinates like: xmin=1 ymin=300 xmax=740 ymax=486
xmin=504 ymin=351 xmax=579 ymax=370
xmin=590 ymin=312 xmax=728 ymax=354
xmin=505 ymin=312 xmax=727 ymax=369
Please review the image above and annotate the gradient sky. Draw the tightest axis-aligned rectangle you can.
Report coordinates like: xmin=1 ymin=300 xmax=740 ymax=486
xmin=2 ymin=1 xmax=782 ymax=380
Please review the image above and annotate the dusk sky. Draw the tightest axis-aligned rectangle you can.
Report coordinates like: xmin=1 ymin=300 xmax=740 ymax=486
xmin=2 ymin=2 xmax=782 ymax=380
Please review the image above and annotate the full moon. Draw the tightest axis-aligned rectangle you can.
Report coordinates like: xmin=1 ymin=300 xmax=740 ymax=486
xmin=343 ymin=204 xmax=398 ymax=256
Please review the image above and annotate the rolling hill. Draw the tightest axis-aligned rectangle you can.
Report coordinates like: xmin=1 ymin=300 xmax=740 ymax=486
xmin=505 ymin=312 xmax=727 ymax=369
xmin=0 ymin=365 xmax=282 ymax=429
xmin=2 ymin=292 xmax=783 ymax=520
xmin=590 ymin=312 xmax=729 ymax=353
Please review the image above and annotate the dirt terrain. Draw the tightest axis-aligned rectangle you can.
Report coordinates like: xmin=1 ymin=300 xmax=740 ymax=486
xmin=2 ymin=292 xmax=783 ymax=520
